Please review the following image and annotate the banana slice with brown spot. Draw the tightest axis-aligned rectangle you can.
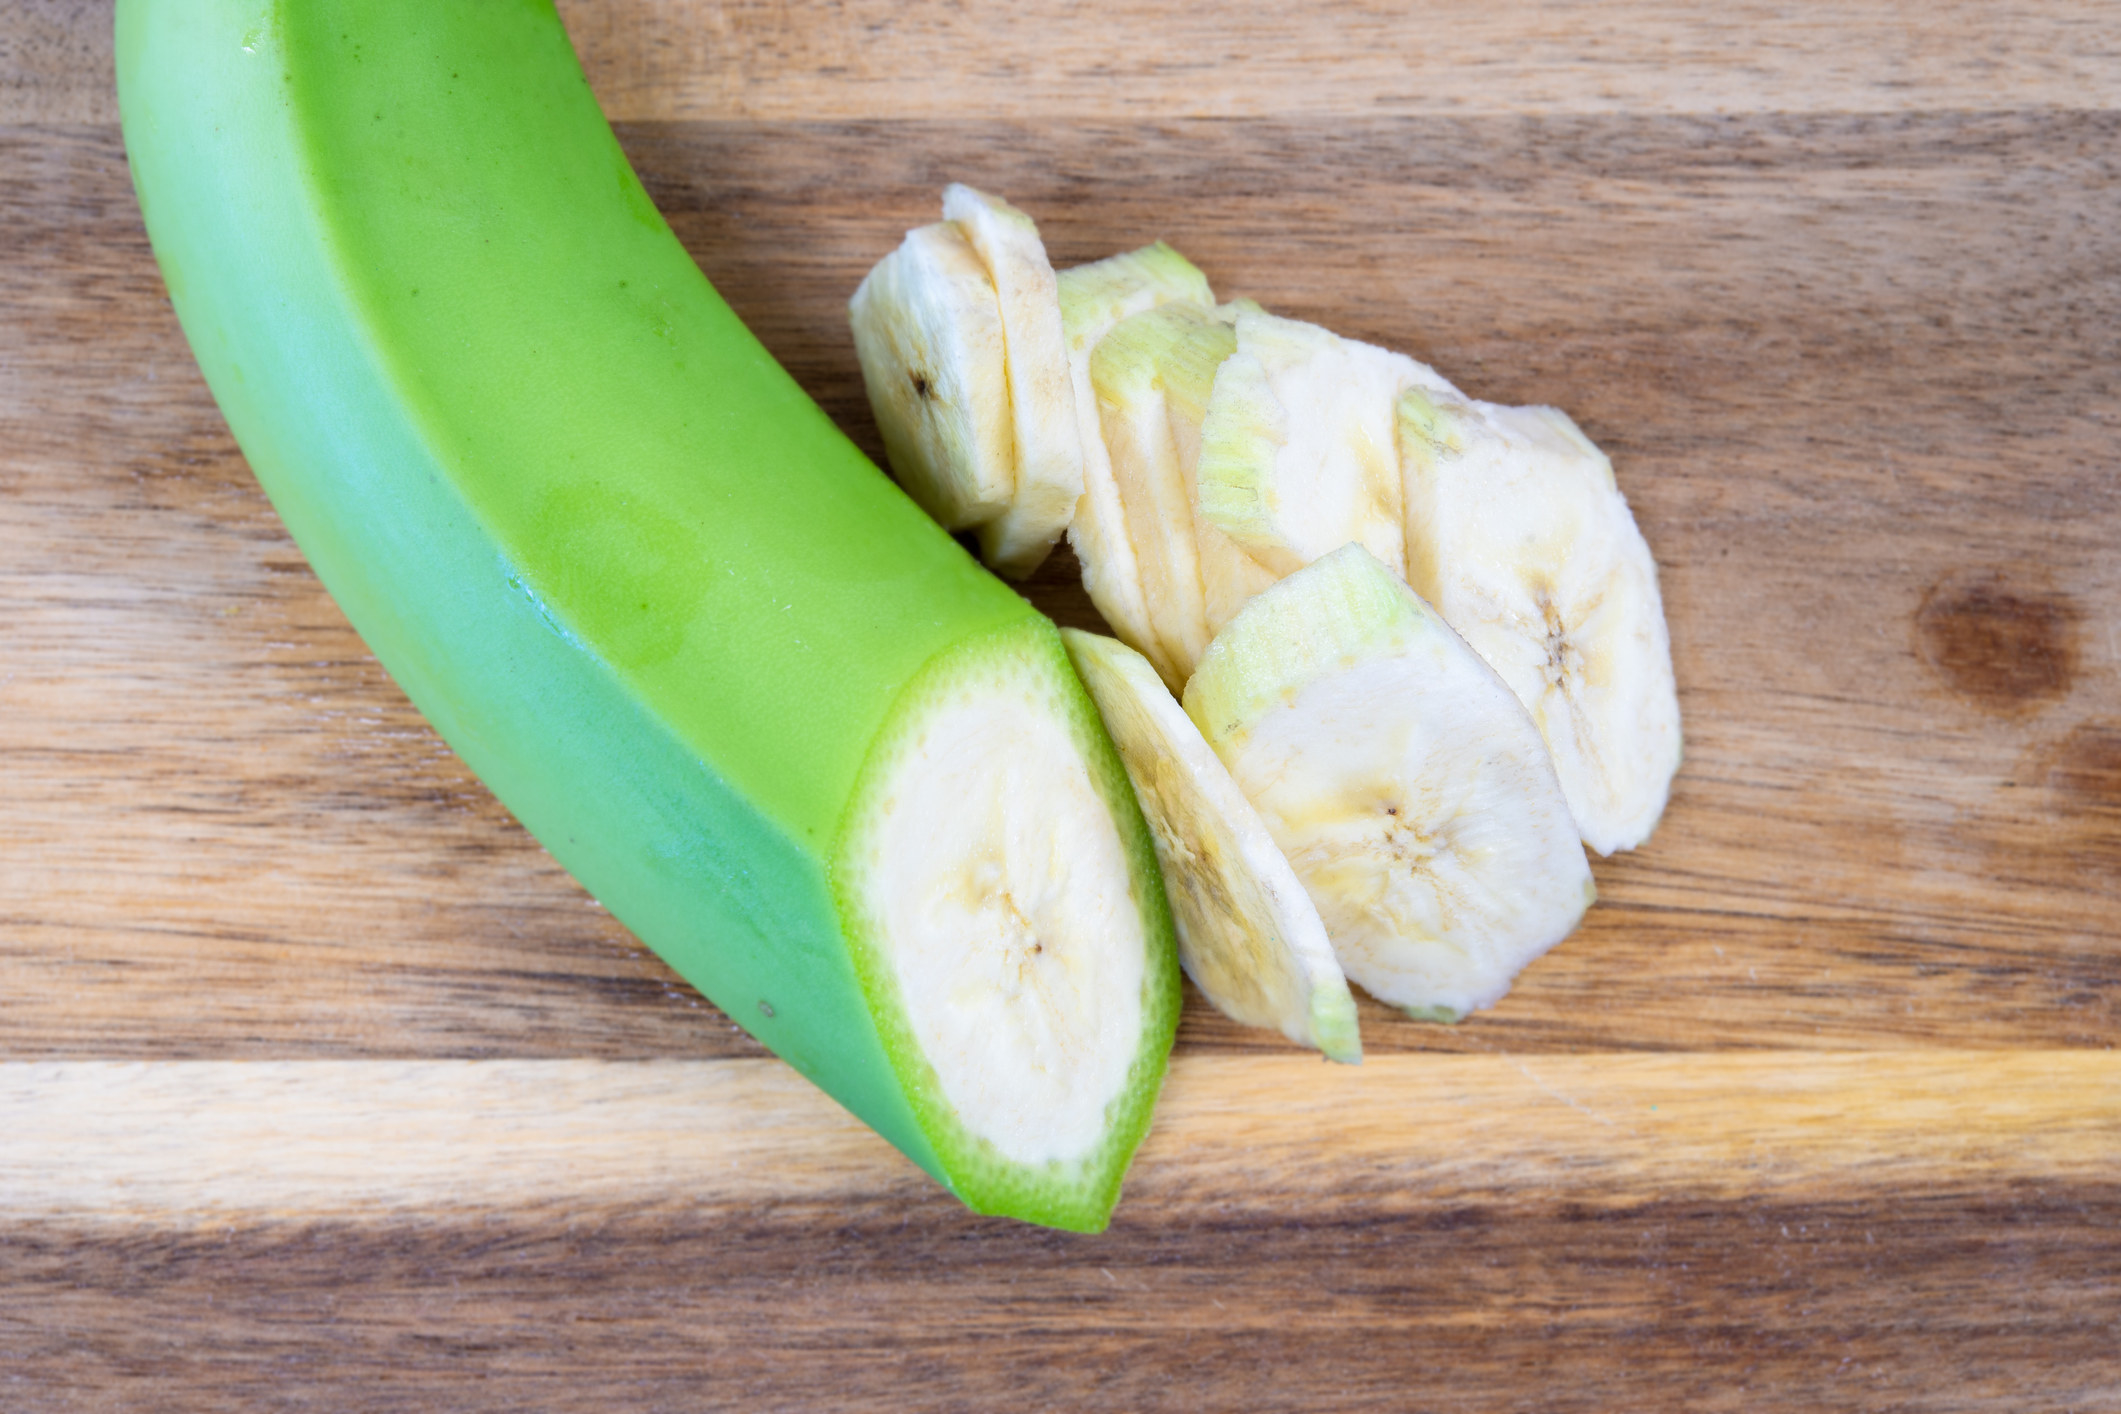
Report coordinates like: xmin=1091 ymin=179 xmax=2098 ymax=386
xmin=848 ymin=221 xmax=1015 ymax=530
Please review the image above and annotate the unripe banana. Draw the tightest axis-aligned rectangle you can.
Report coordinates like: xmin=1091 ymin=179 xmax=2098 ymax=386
xmin=118 ymin=0 xmax=1180 ymax=1232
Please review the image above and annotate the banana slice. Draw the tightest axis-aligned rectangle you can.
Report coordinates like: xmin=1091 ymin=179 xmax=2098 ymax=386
xmin=1090 ymin=302 xmax=1227 ymax=685
xmin=1058 ymin=243 xmax=1214 ymax=686
xmin=1091 ymin=302 xmax=1279 ymax=686
xmin=848 ymin=221 xmax=1016 ymax=530
xmin=1184 ymin=544 xmax=1595 ymax=1020
xmin=1197 ymin=308 xmax=1439 ymax=579
xmin=942 ymin=185 xmax=1085 ymax=579
xmin=1063 ymin=628 xmax=1361 ymax=1063
xmin=1397 ymin=389 xmax=1681 ymax=854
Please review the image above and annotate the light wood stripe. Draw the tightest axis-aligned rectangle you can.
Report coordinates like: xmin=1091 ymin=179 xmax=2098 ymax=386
xmin=13 ymin=1 xmax=2117 ymax=125
xmin=5 ymin=1052 xmax=2114 ymax=1222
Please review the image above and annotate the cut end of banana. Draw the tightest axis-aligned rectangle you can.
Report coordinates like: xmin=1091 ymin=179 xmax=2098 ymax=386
xmin=848 ymin=221 xmax=1015 ymax=531
xmin=943 ymin=185 xmax=1084 ymax=580
xmin=1063 ymin=627 xmax=1361 ymax=1064
xmin=1185 ymin=544 xmax=1594 ymax=1019
xmin=838 ymin=622 xmax=1179 ymax=1230
xmin=1397 ymin=393 xmax=1682 ymax=854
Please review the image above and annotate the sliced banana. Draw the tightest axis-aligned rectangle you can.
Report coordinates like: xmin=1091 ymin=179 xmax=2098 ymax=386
xmin=1184 ymin=544 xmax=1595 ymax=1020
xmin=1090 ymin=302 xmax=1235 ymax=686
xmin=1397 ymin=389 xmax=1681 ymax=854
xmin=848 ymin=220 xmax=1015 ymax=530
xmin=942 ymin=184 xmax=1085 ymax=580
xmin=1063 ymin=628 xmax=1361 ymax=1063
xmin=1058 ymin=243 xmax=1214 ymax=686
xmin=1197 ymin=308 xmax=1437 ymax=580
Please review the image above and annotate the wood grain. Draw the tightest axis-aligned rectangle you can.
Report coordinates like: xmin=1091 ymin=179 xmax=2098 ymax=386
xmin=7 ymin=1053 xmax=2117 ymax=1219
xmin=12 ymin=0 xmax=2121 ymax=123
xmin=4 ymin=1 xmax=2120 ymax=1407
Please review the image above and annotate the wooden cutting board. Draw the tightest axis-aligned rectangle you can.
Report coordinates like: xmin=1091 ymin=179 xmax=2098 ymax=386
xmin=4 ymin=2 xmax=2117 ymax=1407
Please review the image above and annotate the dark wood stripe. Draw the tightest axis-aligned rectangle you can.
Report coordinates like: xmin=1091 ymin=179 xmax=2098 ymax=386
xmin=6 ymin=1188 xmax=2117 ymax=1410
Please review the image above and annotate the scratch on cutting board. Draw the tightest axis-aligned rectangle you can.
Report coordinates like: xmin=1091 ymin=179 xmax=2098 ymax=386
xmin=1511 ymin=1058 xmax=1628 ymax=1132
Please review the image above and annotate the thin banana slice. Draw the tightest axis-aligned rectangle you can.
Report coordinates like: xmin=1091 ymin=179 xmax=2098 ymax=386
xmin=1197 ymin=308 xmax=1439 ymax=579
xmin=1184 ymin=544 xmax=1594 ymax=1020
xmin=1058 ymin=243 xmax=1214 ymax=686
xmin=1090 ymin=302 xmax=1236 ymax=686
xmin=848 ymin=221 xmax=1015 ymax=530
xmin=1063 ymin=628 xmax=1361 ymax=1062
xmin=1397 ymin=389 xmax=1681 ymax=854
xmin=942 ymin=184 xmax=1085 ymax=579
xmin=1090 ymin=301 xmax=1282 ymax=686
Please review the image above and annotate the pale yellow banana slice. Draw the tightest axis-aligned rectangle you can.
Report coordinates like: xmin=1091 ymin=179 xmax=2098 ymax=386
xmin=942 ymin=184 xmax=1085 ymax=579
xmin=1091 ymin=301 xmax=1283 ymax=686
xmin=1057 ymin=243 xmax=1214 ymax=686
xmin=1062 ymin=628 xmax=1361 ymax=1062
xmin=1185 ymin=544 xmax=1594 ymax=1020
xmin=1398 ymin=389 xmax=1681 ymax=854
xmin=848 ymin=221 xmax=1015 ymax=530
xmin=1089 ymin=302 xmax=1230 ymax=686
xmin=1197 ymin=308 xmax=1440 ymax=580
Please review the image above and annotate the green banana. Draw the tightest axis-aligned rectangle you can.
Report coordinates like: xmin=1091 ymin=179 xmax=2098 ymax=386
xmin=117 ymin=0 xmax=1179 ymax=1231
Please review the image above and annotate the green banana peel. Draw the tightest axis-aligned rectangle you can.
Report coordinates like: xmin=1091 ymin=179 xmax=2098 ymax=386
xmin=117 ymin=0 xmax=1179 ymax=1232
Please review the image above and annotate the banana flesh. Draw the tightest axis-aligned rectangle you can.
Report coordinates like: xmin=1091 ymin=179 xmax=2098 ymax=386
xmin=1059 ymin=244 xmax=1215 ymax=688
xmin=1398 ymin=390 xmax=1682 ymax=854
xmin=1064 ymin=629 xmax=1361 ymax=1063
xmin=1090 ymin=300 xmax=1288 ymax=687
xmin=843 ymin=634 xmax=1159 ymax=1167
xmin=1197 ymin=309 xmax=1430 ymax=580
xmin=943 ymin=185 xmax=1086 ymax=580
xmin=1090 ymin=302 xmax=1236 ymax=685
xmin=848 ymin=221 xmax=1016 ymax=530
xmin=1186 ymin=545 xmax=1595 ymax=1019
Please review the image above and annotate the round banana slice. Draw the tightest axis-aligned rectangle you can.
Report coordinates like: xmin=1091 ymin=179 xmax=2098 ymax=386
xmin=1184 ymin=544 xmax=1595 ymax=1020
xmin=1063 ymin=628 xmax=1361 ymax=1063
xmin=943 ymin=184 xmax=1085 ymax=579
xmin=1397 ymin=390 xmax=1682 ymax=854
xmin=1058 ymin=243 xmax=1214 ymax=688
xmin=847 ymin=221 xmax=1015 ymax=531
